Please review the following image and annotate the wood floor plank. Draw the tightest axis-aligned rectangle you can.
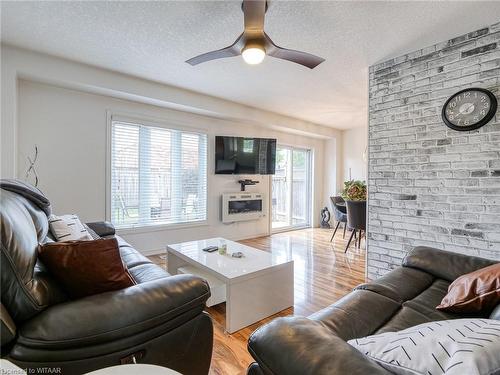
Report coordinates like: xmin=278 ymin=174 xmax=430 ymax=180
xmin=149 ymin=227 xmax=366 ymax=375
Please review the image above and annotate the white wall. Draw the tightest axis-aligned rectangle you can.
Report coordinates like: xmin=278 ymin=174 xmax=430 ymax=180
xmin=323 ymin=137 xmax=341 ymax=202
xmin=16 ymin=80 xmax=327 ymax=253
xmin=2 ymin=45 xmax=344 ymax=253
xmin=2 ymin=45 xmax=341 ymax=178
xmin=341 ymin=126 xmax=367 ymax=184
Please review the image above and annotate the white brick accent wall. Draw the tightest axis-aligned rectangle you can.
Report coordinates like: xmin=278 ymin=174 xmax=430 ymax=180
xmin=367 ymin=22 xmax=500 ymax=280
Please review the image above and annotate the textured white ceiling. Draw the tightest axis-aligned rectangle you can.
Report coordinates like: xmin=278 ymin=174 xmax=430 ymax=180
xmin=2 ymin=1 xmax=500 ymax=130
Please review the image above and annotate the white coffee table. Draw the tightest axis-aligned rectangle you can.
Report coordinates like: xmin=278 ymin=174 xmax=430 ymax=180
xmin=167 ymin=238 xmax=294 ymax=333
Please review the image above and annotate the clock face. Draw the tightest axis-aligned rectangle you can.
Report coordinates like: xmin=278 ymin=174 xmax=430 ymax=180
xmin=442 ymin=88 xmax=497 ymax=131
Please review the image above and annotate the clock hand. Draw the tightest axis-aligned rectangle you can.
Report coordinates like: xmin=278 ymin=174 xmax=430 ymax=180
xmin=458 ymin=103 xmax=474 ymax=115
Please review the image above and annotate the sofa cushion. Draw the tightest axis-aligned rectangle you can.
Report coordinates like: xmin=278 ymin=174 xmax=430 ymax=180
xmin=114 ymin=236 xmax=170 ymax=283
xmin=353 ymin=267 xmax=463 ymax=335
xmin=406 ymin=279 xmax=450 ymax=311
xmin=375 ymin=306 xmax=434 ymax=334
xmin=116 ymin=236 xmax=152 ymax=269
xmin=356 ymin=267 xmax=434 ymax=304
xmin=128 ymin=263 xmax=170 ymax=284
xmin=403 ymin=279 xmax=460 ymax=321
xmin=375 ymin=278 xmax=460 ymax=333
xmin=309 ymin=289 xmax=401 ymax=340
xmin=375 ymin=279 xmax=464 ymax=334
xmin=403 ymin=246 xmax=497 ymax=282
xmin=403 ymin=306 xmax=457 ymax=323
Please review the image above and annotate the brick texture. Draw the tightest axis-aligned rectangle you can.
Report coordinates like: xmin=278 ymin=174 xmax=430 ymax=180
xmin=367 ymin=21 xmax=500 ymax=280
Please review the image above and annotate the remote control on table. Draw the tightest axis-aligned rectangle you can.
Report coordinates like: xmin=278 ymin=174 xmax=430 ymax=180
xmin=202 ymin=246 xmax=218 ymax=253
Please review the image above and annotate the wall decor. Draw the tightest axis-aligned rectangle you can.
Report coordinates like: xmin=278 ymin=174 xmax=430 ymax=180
xmin=320 ymin=207 xmax=331 ymax=228
xmin=25 ymin=145 xmax=39 ymax=187
xmin=442 ymin=87 xmax=497 ymax=131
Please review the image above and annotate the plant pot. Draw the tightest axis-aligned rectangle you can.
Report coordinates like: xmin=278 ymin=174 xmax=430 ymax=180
xmin=345 ymin=200 xmax=366 ymax=230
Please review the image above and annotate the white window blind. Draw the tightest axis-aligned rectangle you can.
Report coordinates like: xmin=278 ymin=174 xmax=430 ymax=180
xmin=110 ymin=120 xmax=207 ymax=229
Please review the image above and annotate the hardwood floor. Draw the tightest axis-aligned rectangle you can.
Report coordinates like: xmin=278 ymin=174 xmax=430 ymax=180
xmin=149 ymin=227 xmax=366 ymax=375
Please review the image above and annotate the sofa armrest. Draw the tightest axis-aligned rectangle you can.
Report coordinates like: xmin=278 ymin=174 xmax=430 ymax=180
xmin=85 ymin=221 xmax=115 ymax=237
xmin=17 ymin=274 xmax=210 ymax=350
xmin=403 ymin=246 xmax=497 ymax=282
xmin=248 ymin=317 xmax=389 ymax=375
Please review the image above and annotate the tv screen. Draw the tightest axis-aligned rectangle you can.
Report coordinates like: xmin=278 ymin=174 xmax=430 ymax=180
xmin=215 ymin=136 xmax=276 ymax=175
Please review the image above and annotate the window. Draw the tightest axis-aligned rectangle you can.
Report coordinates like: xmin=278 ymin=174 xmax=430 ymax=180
xmin=243 ymin=139 xmax=254 ymax=153
xmin=110 ymin=120 xmax=207 ymax=229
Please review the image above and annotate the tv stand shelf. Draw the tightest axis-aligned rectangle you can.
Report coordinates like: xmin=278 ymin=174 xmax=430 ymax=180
xmin=238 ymin=179 xmax=259 ymax=191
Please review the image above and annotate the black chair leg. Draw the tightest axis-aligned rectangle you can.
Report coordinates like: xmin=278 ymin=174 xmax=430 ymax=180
xmin=342 ymin=223 xmax=346 ymax=239
xmin=345 ymin=229 xmax=356 ymax=253
xmin=330 ymin=221 xmax=340 ymax=242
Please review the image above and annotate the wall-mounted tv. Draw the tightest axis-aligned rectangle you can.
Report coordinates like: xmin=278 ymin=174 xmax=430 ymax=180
xmin=215 ymin=136 xmax=276 ymax=175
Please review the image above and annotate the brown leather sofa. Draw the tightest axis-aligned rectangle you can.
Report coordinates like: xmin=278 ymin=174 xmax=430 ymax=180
xmin=0 ymin=180 xmax=213 ymax=375
xmin=247 ymin=246 xmax=499 ymax=375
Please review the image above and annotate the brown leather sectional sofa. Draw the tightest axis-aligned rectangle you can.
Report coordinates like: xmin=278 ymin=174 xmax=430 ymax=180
xmin=0 ymin=180 xmax=213 ymax=374
xmin=247 ymin=246 xmax=499 ymax=375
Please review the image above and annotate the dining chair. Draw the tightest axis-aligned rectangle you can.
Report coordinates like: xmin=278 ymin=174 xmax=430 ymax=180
xmin=329 ymin=196 xmax=347 ymax=241
xmin=345 ymin=200 xmax=366 ymax=252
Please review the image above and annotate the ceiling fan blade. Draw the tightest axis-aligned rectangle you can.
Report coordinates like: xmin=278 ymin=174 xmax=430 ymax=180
xmin=186 ymin=47 xmax=238 ymax=66
xmin=243 ymin=0 xmax=266 ymax=32
xmin=186 ymin=34 xmax=244 ymax=66
xmin=264 ymin=34 xmax=325 ymax=69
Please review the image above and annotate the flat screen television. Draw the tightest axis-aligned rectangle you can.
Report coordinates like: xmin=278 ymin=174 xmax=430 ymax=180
xmin=215 ymin=136 xmax=276 ymax=175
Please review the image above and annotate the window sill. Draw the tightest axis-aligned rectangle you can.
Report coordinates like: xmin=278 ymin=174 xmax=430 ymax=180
xmin=116 ymin=220 xmax=209 ymax=235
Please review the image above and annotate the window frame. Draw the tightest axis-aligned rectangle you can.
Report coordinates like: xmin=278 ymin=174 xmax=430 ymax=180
xmin=106 ymin=111 xmax=209 ymax=233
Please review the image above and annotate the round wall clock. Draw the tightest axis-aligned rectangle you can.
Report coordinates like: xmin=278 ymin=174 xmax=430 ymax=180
xmin=442 ymin=87 xmax=497 ymax=131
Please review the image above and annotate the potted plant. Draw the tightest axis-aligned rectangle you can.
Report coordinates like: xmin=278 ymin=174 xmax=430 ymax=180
xmin=341 ymin=180 xmax=367 ymax=201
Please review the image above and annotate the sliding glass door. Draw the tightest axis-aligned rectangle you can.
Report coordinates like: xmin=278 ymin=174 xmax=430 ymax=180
xmin=272 ymin=146 xmax=311 ymax=231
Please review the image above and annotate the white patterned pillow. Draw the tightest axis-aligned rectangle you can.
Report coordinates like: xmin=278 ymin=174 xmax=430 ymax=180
xmin=348 ymin=319 xmax=500 ymax=375
xmin=49 ymin=214 xmax=93 ymax=241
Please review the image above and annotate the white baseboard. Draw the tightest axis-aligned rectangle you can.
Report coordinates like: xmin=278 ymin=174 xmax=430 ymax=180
xmin=230 ymin=232 xmax=270 ymax=241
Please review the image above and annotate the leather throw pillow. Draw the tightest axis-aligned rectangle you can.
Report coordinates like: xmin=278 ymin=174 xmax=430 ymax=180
xmin=38 ymin=238 xmax=135 ymax=298
xmin=436 ymin=263 xmax=499 ymax=313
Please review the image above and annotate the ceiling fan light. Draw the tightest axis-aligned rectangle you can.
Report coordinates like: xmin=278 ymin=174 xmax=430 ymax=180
xmin=242 ymin=47 xmax=266 ymax=65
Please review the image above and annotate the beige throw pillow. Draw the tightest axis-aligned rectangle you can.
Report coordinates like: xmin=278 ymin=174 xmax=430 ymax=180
xmin=49 ymin=214 xmax=93 ymax=241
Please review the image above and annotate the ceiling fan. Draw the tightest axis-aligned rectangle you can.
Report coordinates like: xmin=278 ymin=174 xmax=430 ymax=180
xmin=186 ymin=0 xmax=325 ymax=69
